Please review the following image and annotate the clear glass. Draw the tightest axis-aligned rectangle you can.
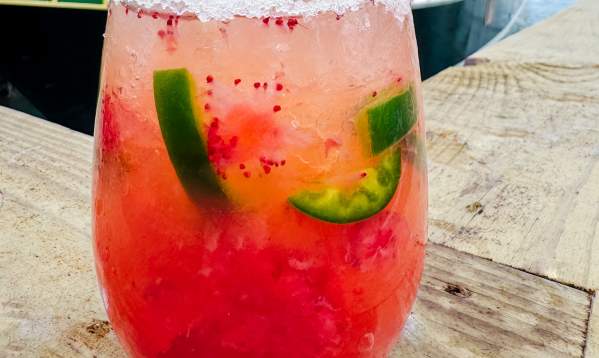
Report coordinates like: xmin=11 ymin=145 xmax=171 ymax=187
xmin=93 ymin=1 xmax=427 ymax=356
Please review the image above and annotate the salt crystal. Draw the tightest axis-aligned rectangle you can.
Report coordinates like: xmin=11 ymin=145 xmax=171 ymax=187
xmin=115 ymin=0 xmax=411 ymax=23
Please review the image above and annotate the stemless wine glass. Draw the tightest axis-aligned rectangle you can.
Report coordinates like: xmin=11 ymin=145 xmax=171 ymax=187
xmin=92 ymin=0 xmax=427 ymax=356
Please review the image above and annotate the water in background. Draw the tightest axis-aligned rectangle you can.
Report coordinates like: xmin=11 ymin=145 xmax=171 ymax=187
xmin=509 ymin=0 xmax=577 ymax=35
xmin=414 ymin=0 xmax=577 ymax=79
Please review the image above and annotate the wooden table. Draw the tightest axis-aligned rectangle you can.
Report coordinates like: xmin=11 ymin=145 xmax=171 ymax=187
xmin=1 ymin=1 xmax=598 ymax=356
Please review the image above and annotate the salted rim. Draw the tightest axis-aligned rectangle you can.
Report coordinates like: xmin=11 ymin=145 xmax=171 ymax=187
xmin=114 ymin=0 xmax=412 ymax=22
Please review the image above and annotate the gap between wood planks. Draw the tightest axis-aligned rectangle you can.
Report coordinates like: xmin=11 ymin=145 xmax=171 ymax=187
xmin=582 ymin=293 xmax=596 ymax=357
xmin=465 ymin=57 xmax=599 ymax=71
xmin=432 ymin=239 xmax=595 ymax=357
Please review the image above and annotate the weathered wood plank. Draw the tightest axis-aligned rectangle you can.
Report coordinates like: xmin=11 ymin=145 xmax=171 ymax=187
xmin=0 ymin=108 xmax=120 ymax=357
xmin=0 ymin=107 xmax=592 ymax=357
xmin=474 ymin=0 xmax=599 ymax=65
xmin=426 ymin=24 xmax=599 ymax=289
xmin=587 ymin=294 xmax=599 ymax=358
xmin=394 ymin=244 xmax=590 ymax=358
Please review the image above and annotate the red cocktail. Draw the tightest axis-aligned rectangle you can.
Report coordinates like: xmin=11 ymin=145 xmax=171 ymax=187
xmin=93 ymin=1 xmax=427 ymax=356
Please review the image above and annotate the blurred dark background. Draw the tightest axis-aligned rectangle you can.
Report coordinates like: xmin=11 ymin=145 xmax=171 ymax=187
xmin=0 ymin=6 xmax=105 ymax=133
xmin=0 ymin=0 xmax=575 ymax=135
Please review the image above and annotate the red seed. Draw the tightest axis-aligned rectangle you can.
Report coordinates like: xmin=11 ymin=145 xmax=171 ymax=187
xmin=125 ymin=7 xmax=129 ymax=14
xmin=287 ymin=18 xmax=298 ymax=29
xmin=157 ymin=30 xmax=166 ymax=38
xmin=263 ymin=17 xmax=270 ymax=25
xmin=239 ymin=163 xmax=246 ymax=170
xmin=204 ymin=104 xmax=211 ymax=111
xmin=221 ymin=173 xmax=227 ymax=180
xmin=361 ymin=172 xmax=368 ymax=178
xmin=266 ymin=159 xmax=274 ymax=166
xmin=275 ymin=18 xmax=284 ymax=26
xmin=276 ymin=83 xmax=284 ymax=91
xmin=263 ymin=82 xmax=268 ymax=90
xmin=234 ymin=79 xmax=241 ymax=85
xmin=254 ymin=82 xmax=261 ymax=89
xmin=397 ymin=77 xmax=403 ymax=83
xmin=207 ymin=90 xmax=213 ymax=96
xmin=206 ymin=75 xmax=214 ymax=83
xmin=273 ymin=105 xmax=282 ymax=112
xmin=336 ymin=14 xmax=343 ymax=20
xmin=137 ymin=10 xmax=142 ymax=18
xmin=167 ymin=17 xmax=173 ymax=26
xmin=152 ymin=12 xmax=158 ymax=19
xmin=372 ymin=91 xmax=378 ymax=97
xmin=281 ymin=160 xmax=286 ymax=166
xmin=263 ymin=165 xmax=272 ymax=174
xmin=206 ymin=116 xmax=237 ymax=171
xmin=259 ymin=156 xmax=266 ymax=163
xmin=243 ymin=171 xmax=251 ymax=178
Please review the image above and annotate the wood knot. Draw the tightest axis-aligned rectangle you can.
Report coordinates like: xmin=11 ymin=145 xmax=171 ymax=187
xmin=445 ymin=284 xmax=472 ymax=298
xmin=466 ymin=201 xmax=484 ymax=215
xmin=85 ymin=319 xmax=111 ymax=338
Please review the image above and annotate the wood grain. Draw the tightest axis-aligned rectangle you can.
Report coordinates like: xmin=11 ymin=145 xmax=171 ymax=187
xmin=393 ymin=244 xmax=590 ymax=358
xmin=0 ymin=106 xmax=592 ymax=356
xmin=474 ymin=0 xmax=599 ymax=65
xmin=0 ymin=107 xmax=121 ymax=357
xmin=587 ymin=294 xmax=599 ymax=358
xmin=426 ymin=25 xmax=599 ymax=289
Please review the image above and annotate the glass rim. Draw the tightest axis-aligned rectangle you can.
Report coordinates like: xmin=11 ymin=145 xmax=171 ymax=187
xmin=111 ymin=0 xmax=412 ymax=22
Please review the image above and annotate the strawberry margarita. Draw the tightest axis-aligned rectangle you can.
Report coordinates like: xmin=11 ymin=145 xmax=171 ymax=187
xmin=93 ymin=0 xmax=427 ymax=356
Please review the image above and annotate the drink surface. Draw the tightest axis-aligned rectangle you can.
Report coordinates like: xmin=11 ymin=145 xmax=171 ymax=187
xmin=93 ymin=1 xmax=427 ymax=357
